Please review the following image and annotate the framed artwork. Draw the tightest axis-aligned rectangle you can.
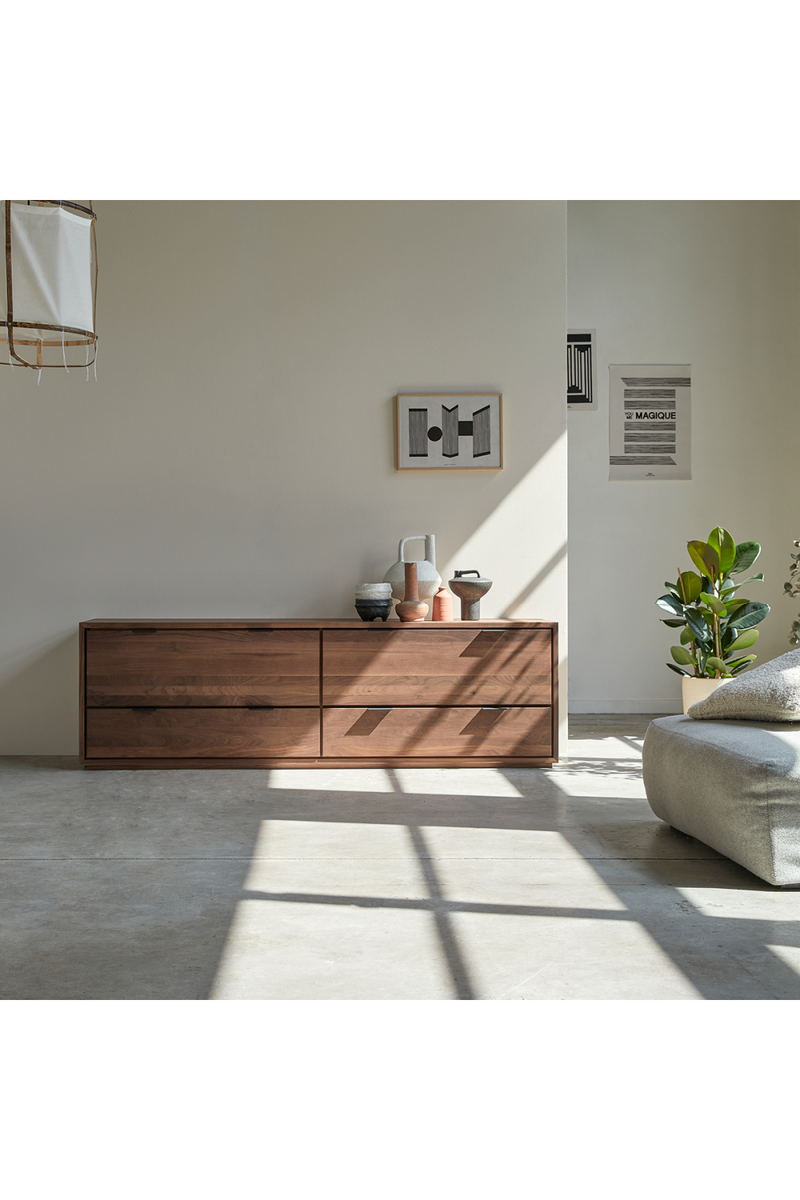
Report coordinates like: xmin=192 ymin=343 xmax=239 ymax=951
xmin=567 ymin=329 xmax=597 ymax=409
xmin=609 ymin=364 xmax=692 ymax=480
xmin=396 ymin=393 xmax=503 ymax=470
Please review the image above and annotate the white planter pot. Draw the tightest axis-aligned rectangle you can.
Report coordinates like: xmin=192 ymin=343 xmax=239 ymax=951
xmin=682 ymin=676 xmax=727 ymax=714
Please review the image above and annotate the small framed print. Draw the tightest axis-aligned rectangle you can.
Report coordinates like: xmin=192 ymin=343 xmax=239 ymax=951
xmin=567 ymin=329 xmax=597 ymax=410
xmin=396 ymin=393 xmax=503 ymax=470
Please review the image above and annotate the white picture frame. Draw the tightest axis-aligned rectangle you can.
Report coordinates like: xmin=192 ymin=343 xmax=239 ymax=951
xmin=396 ymin=393 xmax=503 ymax=470
xmin=608 ymin=364 xmax=692 ymax=480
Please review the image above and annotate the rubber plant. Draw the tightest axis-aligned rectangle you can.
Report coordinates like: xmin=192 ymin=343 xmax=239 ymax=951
xmin=656 ymin=527 xmax=769 ymax=679
xmin=785 ymin=539 xmax=800 ymax=646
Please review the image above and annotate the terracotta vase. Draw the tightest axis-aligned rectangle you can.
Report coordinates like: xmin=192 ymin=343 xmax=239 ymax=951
xmin=395 ymin=561 xmax=429 ymax=622
xmin=432 ymin=587 xmax=454 ymax=622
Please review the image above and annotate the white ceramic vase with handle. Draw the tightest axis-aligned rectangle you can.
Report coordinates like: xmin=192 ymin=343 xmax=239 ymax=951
xmin=383 ymin=534 xmax=441 ymax=601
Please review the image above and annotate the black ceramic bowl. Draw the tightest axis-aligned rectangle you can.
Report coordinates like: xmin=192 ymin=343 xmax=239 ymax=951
xmin=355 ymin=599 xmax=393 ymax=623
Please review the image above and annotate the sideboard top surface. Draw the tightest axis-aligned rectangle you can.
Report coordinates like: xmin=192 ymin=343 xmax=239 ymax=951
xmin=80 ymin=618 xmax=557 ymax=630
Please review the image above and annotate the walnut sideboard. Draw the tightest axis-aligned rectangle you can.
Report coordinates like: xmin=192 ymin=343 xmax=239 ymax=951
xmin=79 ymin=619 xmax=558 ymax=769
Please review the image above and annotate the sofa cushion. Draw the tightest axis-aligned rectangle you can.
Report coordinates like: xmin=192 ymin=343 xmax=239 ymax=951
xmin=643 ymin=714 xmax=800 ymax=885
xmin=688 ymin=648 xmax=800 ymax=721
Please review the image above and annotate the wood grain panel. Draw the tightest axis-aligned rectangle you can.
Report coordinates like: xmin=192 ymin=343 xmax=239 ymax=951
xmin=86 ymin=708 xmax=320 ymax=758
xmin=322 ymin=706 xmax=552 ymax=758
xmin=322 ymin=628 xmax=552 ymax=706
xmin=85 ymin=630 xmax=319 ymax=707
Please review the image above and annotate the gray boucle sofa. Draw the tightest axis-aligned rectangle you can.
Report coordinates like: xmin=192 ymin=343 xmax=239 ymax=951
xmin=642 ymin=715 xmax=800 ymax=886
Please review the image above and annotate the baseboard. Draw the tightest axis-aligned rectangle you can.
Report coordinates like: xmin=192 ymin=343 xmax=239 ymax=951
xmin=568 ymin=700 xmax=682 ymax=714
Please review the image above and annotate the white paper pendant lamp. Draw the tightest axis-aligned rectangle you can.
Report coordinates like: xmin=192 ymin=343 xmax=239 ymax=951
xmin=1 ymin=201 xmax=97 ymax=373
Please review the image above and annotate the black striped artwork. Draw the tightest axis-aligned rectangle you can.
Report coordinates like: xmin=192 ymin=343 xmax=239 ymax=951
xmin=567 ymin=331 xmax=594 ymax=407
xmin=442 ymin=405 xmax=459 ymax=457
xmin=609 ymin=365 xmax=691 ymax=480
xmin=397 ymin=393 xmax=502 ymax=469
xmin=408 ymin=408 xmax=428 ymax=456
xmin=473 ymin=405 xmax=491 ymax=456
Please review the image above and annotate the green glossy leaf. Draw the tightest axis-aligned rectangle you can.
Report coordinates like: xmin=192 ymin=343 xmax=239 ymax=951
xmin=708 ymin=527 xmax=736 ymax=576
xmin=679 ymin=627 xmax=694 ymax=645
xmin=666 ymin=663 xmax=691 ymax=677
xmin=684 ymin=607 xmax=712 ymax=641
xmin=661 ymin=618 xmax=686 ymax=628
xmin=671 ymin=645 xmax=695 ymax=666
xmin=731 ymin=541 xmax=760 ymax=574
xmin=736 ymin=573 xmax=764 ymax=587
xmin=676 ymin=570 xmax=703 ymax=603
xmin=688 ymin=540 xmax=720 ymax=581
xmin=728 ymin=655 xmax=758 ymax=674
xmin=722 ymin=597 xmax=749 ymax=614
xmin=701 ymin=595 xmax=727 ymax=616
xmin=728 ymin=601 xmax=770 ymax=631
xmin=725 ymin=628 xmax=759 ymax=653
xmin=657 ymin=594 xmax=684 ymax=616
xmin=706 ymin=656 xmax=727 ymax=673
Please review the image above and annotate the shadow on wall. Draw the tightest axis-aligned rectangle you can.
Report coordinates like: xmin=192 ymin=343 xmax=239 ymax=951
xmin=336 ymin=403 xmax=567 ymax=620
xmin=500 ymin=544 xmax=567 ymax=618
xmin=0 ymin=632 xmax=78 ymax=754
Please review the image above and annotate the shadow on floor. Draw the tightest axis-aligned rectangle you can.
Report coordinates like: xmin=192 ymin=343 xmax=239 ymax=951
xmin=1 ymin=745 xmax=799 ymax=1000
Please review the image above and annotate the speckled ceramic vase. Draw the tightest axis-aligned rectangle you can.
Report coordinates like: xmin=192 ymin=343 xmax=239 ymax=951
xmin=449 ymin=570 xmax=493 ymax=620
xmin=383 ymin=535 xmax=441 ymax=601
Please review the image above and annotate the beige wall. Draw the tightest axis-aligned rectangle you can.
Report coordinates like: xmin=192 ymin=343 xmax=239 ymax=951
xmin=568 ymin=201 xmax=800 ymax=711
xmin=0 ymin=201 xmax=568 ymax=753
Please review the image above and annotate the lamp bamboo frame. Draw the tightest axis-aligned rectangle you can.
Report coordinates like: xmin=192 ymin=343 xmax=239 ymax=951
xmin=1 ymin=200 xmax=98 ymax=369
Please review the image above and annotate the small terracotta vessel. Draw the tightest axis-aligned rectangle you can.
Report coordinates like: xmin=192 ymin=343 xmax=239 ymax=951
xmin=396 ymin=562 xmax=429 ymax=622
xmin=432 ymin=587 xmax=453 ymax=622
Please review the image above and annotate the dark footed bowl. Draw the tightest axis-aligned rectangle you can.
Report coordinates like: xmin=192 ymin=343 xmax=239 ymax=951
xmin=355 ymin=599 xmax=393 ymax=623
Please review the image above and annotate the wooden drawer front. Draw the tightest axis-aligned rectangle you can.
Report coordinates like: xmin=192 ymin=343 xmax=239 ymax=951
xmin=322 ymin=706 xmax=552 ymax=758
xmin=85 ymin=630 xmax=319 ymax=707
xmin=86 ymin=708 xmax=320 ymax=759
xmin=322 ymin=628 xmax=552 ymax=706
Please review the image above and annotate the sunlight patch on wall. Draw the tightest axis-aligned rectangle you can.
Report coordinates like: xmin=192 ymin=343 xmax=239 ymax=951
xmin=445 ymin=432 xmax=567 ymax=619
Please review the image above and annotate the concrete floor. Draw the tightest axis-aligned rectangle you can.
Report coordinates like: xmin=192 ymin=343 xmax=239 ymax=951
xmin=2 ymin=715 xmax=800 ymax=1000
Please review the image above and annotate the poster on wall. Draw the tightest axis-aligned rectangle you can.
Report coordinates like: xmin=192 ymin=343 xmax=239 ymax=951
xmin=567 ymin=330 xmax=596 ymax=409
xmin=609 ymin=364 xmax=691 ymax=481
xmin=396 ymin=394 xmax=502 ymax=470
